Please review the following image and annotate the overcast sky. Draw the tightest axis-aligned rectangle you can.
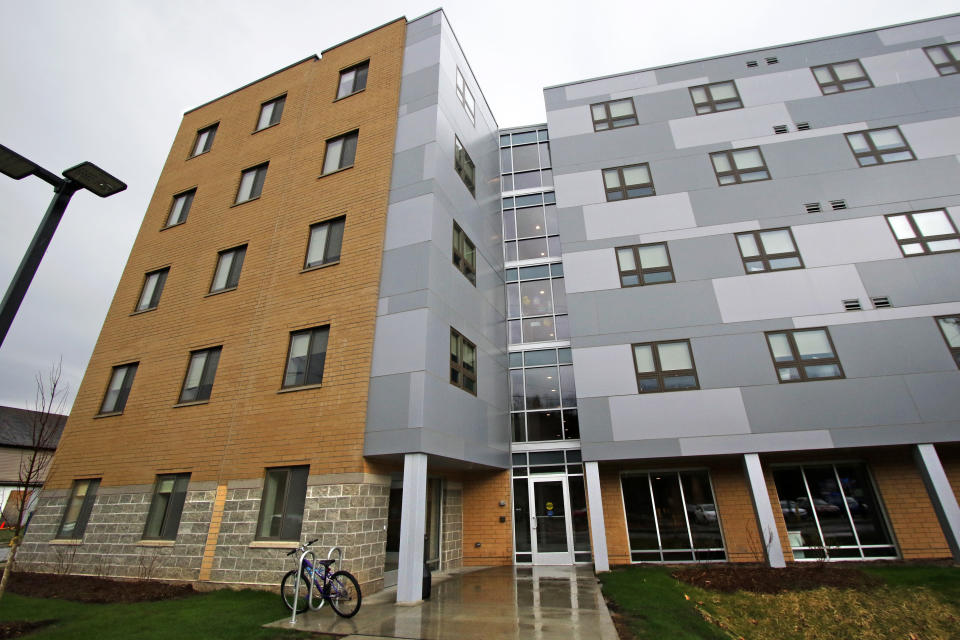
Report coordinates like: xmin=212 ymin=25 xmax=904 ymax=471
xmin=1 ymin=0 xmax=957 ymax=412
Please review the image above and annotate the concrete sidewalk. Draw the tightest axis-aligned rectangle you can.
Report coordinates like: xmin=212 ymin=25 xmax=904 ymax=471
xmin=266 ymin=565 xmax=619 ymax=639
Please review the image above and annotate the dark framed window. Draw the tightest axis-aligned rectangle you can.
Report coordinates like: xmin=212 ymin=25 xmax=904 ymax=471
xmin=811 ymin=60 xmax=873 ymax=94
xmin=56 ymin=478 xmax=100 ymax=539
xmin=616 ymin=243 xmax=674 ymax=286
xmin=452 ymin=222 xmax=476 ymax=285
xmin=210 ymin=245 xmax=246 ymax=293
xmin=135 ymin=268 xmax=168 ymax=312
xmin=99 ymin=363 xmax=138 ymax=415
xmin=845 ymin=127 xmax=914 ymax=167
xmin=178 ymin=346 xmax=221 ymax=403
xmin=603 ymin=163 xmax=654 ymax=200
xmin=455 ymin=68 xmax=476 ymax=124
xmin=631 ymin=340 xmax=699 ymax=393
xmin=936 ymin=316 xmax=960 ymax=368
xmin=256 ymin=95 xmax=286 ymax=131
xmin=305 ymin=217 xmax=345 ymax=268
xmin=765 ymin=328 xmax=844 ymax=382
xmin=689 ymin=80 xmax=743 ymax=114
xmin=143 ymin=473 xmax=190 ymax=540
xmin=235 ymin=163 xmax=268 ymax=203
xmin=454 ymin=137 xmax=476 ymax=196
xmin=590 ymin=99 xmax=637 ymax=131
xmin=256 ymin=466 xmax=309 ymax=541
xmin=885 ymin=210 xmax=960 ymax=256
xmin=924 ymin=42 xmax=960 ymax=76
xmin=191 ymin=124 xmax=217 ymax=157
xmin=165 ymin=189 xmax=195 ymax=227
xmin=337 ymin=61 xmax=369 ymax=99
xmin=710 ymin=147 xmax=770 ymax=185
xmin=735 ymin=228 xmax=803 ymax=273
xmin=283 ymin=326 xmax=329 ymax=388
xmin=450 ymin=328 xmax=477 ymax=395
xmin=321 ymin=130 xmax=358 ymax=175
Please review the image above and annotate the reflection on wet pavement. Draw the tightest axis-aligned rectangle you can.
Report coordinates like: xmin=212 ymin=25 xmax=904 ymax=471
xmin=267 ymin=565 xmax=618 ymax=640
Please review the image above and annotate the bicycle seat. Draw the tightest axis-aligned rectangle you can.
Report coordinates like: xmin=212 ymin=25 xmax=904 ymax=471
xmin=316 ymin=559 xmax=336 ymax=568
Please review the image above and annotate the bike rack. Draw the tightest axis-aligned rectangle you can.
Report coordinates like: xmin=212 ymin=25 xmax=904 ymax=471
xmin=327 ymin=546 xmax=343 ymax=566
xmin=289 ymin=548 xmax=317 ymax=626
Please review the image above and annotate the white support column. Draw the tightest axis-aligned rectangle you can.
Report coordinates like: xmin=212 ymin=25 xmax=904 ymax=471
xmin=397 ymin=452 xmax=428 ymax=603
xmin=584 ymin=461 xmax=609 ymax=572
xmin=914 ymin=443 xmax=960 ymax=561
xmin=742 ymin=453 xmax=785 ymax=568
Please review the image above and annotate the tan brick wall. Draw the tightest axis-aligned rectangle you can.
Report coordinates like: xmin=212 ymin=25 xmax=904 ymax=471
xmin=462 ymin=470 xmax=513 ymax=566
xmin=45 ymin=19 xmax=407 ymax=490
xmin=597 ymin=468 xmax=630 ymax=566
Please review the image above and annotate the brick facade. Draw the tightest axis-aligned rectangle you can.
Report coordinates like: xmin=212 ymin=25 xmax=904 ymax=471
xmin=462 ymin=471 xmax=513 ymax=566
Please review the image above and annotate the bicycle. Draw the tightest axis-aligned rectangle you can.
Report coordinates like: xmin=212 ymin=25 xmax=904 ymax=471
xmin=280 ymin=538 xmax=362 ymax=618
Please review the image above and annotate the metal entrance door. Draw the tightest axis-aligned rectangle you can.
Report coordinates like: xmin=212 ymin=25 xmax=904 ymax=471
xmin=528 ymin=476 xmax=574 ymax=564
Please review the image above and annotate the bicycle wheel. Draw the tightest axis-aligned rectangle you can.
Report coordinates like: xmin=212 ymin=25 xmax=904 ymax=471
xmin=325 ymin=570 xmax=362 ymax=618
xmin=280 ymin=569 xmax=309 ymax=613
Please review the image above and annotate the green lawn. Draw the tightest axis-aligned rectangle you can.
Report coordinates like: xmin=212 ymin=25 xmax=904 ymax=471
xmin=0 ymin=589 xmax=328 ymax=640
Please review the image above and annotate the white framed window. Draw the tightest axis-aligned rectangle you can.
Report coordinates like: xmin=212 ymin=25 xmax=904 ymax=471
xmin=337 ymin=61 xmax=369 ymax=99
xmin=455 ymin=68 xmax=475 ymax=124
xmin=99 ymin=363 xmax=138 ymax=414
xmin=235 ymin=163 xmax=268 ymax=204
xmin=191 ymin=124 xmax=217 ymax=157
xmin=256 ymin=95 xmax=286 ymax=131
xmin=165 ymin=189 xmax=195 ymax=227
xmin=305 ymin=217 xmax=345 ymax=268
xmin=135 ymin=268 xmax=168 ymax=312
xmin=322 ymin=131 xmax=359 ymax=175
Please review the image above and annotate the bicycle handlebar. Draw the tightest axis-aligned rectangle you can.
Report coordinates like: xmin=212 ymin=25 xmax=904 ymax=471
xmin=286 ymin=538 xmax=319 ymax=556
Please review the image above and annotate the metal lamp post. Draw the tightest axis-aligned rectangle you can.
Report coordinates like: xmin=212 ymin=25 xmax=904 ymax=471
xmin=0 ymin=144 xmax=127 ymax=348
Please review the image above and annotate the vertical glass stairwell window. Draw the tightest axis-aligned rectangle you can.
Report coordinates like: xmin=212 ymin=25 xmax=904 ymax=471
xmin=501 ymin=193 xmax=559 ymax=263
xmin=509 ymin=347 xmax=579 ymax=442
xmin=505 ymin=264 xmax=568 ymax=344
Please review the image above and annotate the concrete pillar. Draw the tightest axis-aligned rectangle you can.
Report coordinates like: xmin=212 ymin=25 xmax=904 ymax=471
xmin=584 ymin=461 xmax=609 ymax=572
xmin=742 ymin=453 xmax=785 ymax=568
xmin=397 ymin=452 xmax=428 ymax=603
xmin=914 ymin=443 xmax=960 ymax=561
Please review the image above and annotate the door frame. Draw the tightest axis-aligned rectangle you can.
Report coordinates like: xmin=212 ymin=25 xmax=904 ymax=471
xmin=527 ymin=474 xmax=575 ymax=565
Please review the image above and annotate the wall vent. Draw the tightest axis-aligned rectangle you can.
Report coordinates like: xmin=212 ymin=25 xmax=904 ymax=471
xmin=843 ymin=299 xmax=862 ymax=311
xmin=796 ymin=122 xmax=811 ymax=131
xmin=830 ymin=199 xmax=847 ymax=210
xmin=765 ymin=56 xmax=779 ymax=65
xmin=871 ymin=296 xmax=892 ymax=309
xmin=773 ymin=124 xmax=789 ymax=134
xmin=746 ymin=60 xmax=759 ymax=68
xmin=804 ymin=202 xmax=822 ymax=214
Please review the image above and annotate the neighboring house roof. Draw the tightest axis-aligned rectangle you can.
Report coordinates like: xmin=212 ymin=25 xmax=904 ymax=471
xmin=0 ymin=406 xmax=67 ymax=449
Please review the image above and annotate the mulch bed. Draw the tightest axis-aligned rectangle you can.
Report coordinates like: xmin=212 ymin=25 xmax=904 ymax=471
xmin=0 ymin=620 xmax=55 ymax=639
xmin=672 ymin=564 xmax=882 ymax=594
xmin=7 ymin=572 xmax=195 ymax=604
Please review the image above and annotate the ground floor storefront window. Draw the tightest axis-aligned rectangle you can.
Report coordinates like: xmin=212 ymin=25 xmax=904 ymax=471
xmin=773 ymin=462 xmax=896 ymax=560
xmin=621 ymin=470 xmax=725 ymax=562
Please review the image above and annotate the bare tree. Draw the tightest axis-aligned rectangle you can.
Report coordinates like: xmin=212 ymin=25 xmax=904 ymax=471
xmin=0 ymin=359 xmax=67 ymax=600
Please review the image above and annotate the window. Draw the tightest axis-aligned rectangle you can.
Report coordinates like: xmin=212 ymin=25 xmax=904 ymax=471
xmin=590 ymin=99 xmax=637 ymax=131
xmin=191 ymin=124 xmax=217 ymax=157
xmin=845 ymin=127 xmax=914 ymax=166
xmin=505 ymin=266 xmax=569 ymax=344
xmin=509 ymin=347 xmax=578 ymax=442
xmin=99 ymin=363 xmax=138 ymax=415
xmin=885 ymin=210 xmax=960 ymax=256
xmin=165 ymin=189 xmax=195 ymax=227
xmin=256 ymin=95 xmax=286 ymax=131
xmin=143 ymin=473 xmax=190 ymax=540
xmin=256 ymin=466 xmax=308 ymax=540
xmin=924 ymin=42 xmax=960 ymax=76
xmin=603 ymin=163 xmax=655 ymax=200
xmin=210 ymin=245 xmax=246 ymax=293
xmin=283 ymin=326 xmax=329 ymax=388
xmin=454 ymin=136 xmax=476 ymax=196
xmin=811 ymin=60 xmax=873 ymax=94
xmin=178 ymin=346 xmax=221 ymax=403
xmin=936 ymin=316 xmax=960 ymax=368
xmin=305 ymin=217 xmax=345 ymax=268
xmin=134 ymin=268 xmax=168 ymax=312
xmin=735 ymin=228 xmax=803 ymax=273
xmin=235 ymin=163 xmax=268 ymax=203
xmin=455 ymin=68 xmax=475 ymax=124
xmin=502 ymin=193 xmax=560 ymax=263
xmin=631 ymin=340 xmax=698 ymax=393
xmin=56 ymin=478 xmax=100 ymax=539
xmin=337 ymin=61 xmax=369 ymax=99
xmin=710 ymin=147 xmax=770 ymax=185
xmin=450 ymin=329 xmax=477 ymax=395
xmin=616 ymin=243 xmax=674 ymax=286
xmin=321 ymin=130 xmax=358 ymax=175
xmin=765 ymin=328 xmax=843 ymax=382
xmin=452 ymin=222 xmax=476 ymax=285
xmin=689 ymin=80 xmax=743 ymax=114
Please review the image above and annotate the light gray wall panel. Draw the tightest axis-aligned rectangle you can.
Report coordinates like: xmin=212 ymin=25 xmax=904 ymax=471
xmin=398 ymin=64 xmax=440 ymax=109
xmin=670 ymin=235 xmax=744 ymax=282
xmin=366 ymin=373 xmax=414 ymax=431
xmin=862 ymin=49 xmax=939 ymax=86
xmin=856 ymin=254 xmax=960 ymax=307
xmin=571 ymin=344 xmax=636 ymax=398
xmin=903 ymin=372 xmax=960 ymax=423
xmin=575 ymin=397 xmax=613 ymax=444
xmin=901 ymin=117 xmax=960 ymax=159
xmin=694 ymin=332 xmax=776 ymax=389
xmin=370 ymin=309 xmax=428 ymax=377
xmin=581 ymin=439 xmax=682 ymax=461
xmin=878 ymin=16 xmax=960 ymax=45
xmin=678 ymin=430 xmax=835 ymax=456
xmin=830 ymin=318 xmax=958 ymax=378
xmin=830 ymin=422 xmax=960 ymax=448
xmin=389 ymin=146 xmax=427 ymax=191
xmin=609 ymin=388 xmax=750 ymax=440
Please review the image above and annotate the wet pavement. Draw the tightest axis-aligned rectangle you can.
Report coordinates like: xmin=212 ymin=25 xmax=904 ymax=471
xmin=266 ymin=565 xmax=618 ymax=639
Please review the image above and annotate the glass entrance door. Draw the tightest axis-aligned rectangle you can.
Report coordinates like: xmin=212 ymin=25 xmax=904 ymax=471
xmin=528 ymin=476 xmax=574 ymax=564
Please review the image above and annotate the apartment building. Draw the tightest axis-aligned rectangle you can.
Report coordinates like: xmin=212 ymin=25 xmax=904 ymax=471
xmin=18 ymin=9 xmax=960 ymax=602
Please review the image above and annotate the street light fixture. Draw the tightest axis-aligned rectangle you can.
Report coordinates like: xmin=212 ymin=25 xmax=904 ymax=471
xmin=0 ymin=144 xmax=127 ymax=348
